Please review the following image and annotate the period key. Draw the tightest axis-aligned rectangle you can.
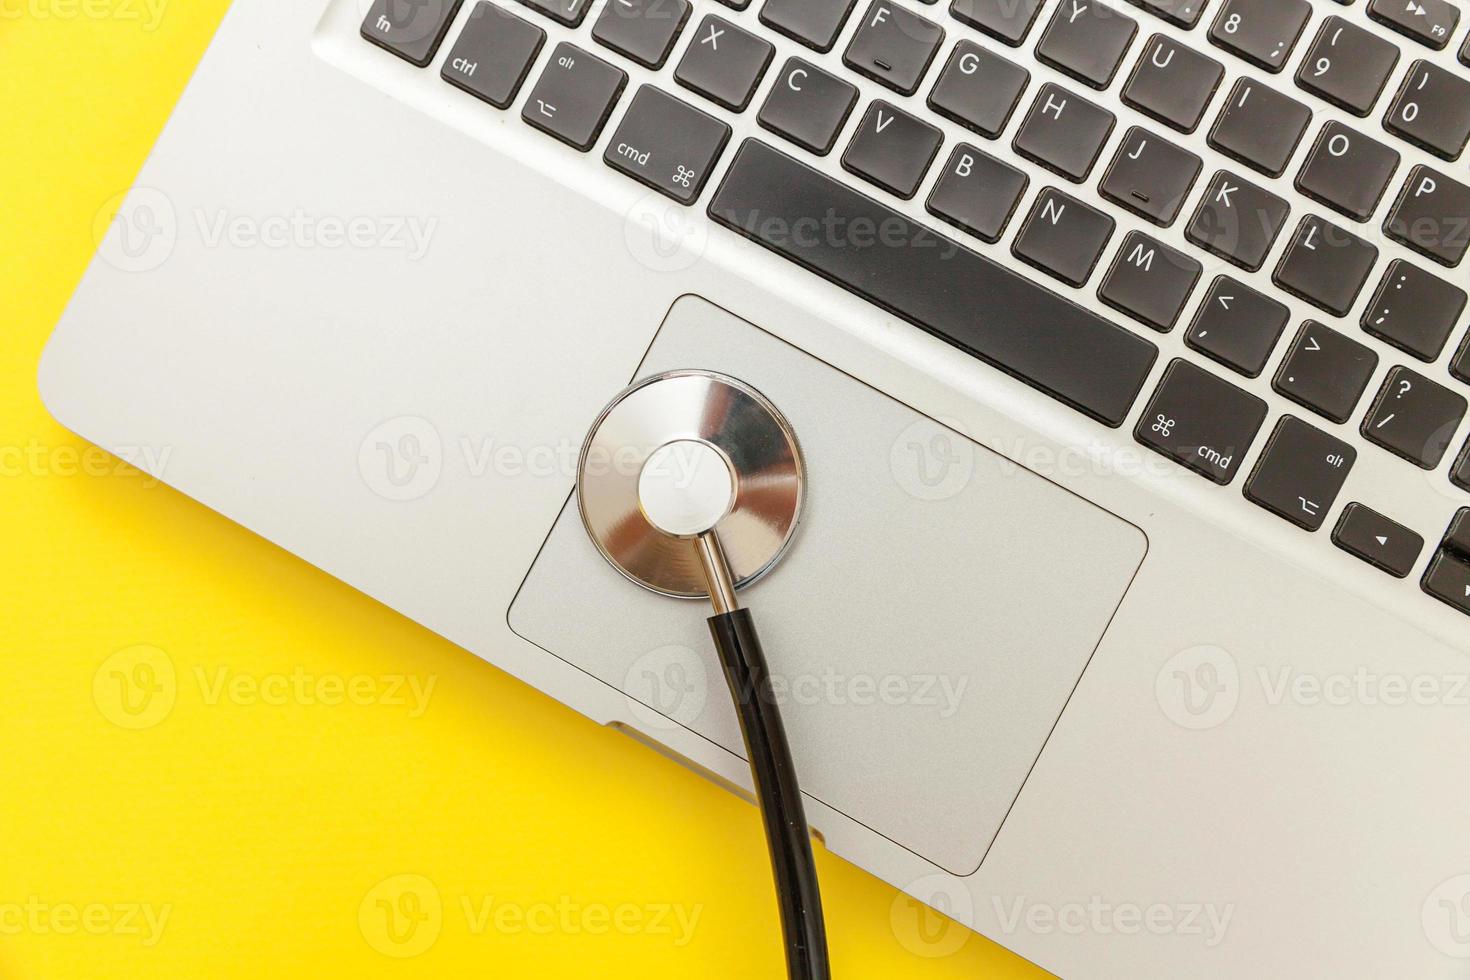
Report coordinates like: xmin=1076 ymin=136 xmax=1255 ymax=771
xmin=1135 ymin=358 xmax=1268 ymax=485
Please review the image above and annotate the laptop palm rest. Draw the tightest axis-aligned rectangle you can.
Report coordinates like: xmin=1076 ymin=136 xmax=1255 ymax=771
xmin=509 ymin=296 xmax=1146 ymax=876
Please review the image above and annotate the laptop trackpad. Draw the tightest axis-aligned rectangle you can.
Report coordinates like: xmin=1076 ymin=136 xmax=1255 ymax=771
xmin=509 ymin=296 xmax=1146 ymax=875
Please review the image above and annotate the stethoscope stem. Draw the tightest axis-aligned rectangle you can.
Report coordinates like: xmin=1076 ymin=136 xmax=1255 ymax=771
xmin=695 ymin=530 xmax=740 ymax=617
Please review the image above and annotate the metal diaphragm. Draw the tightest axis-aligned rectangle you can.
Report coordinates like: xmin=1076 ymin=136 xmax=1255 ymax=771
xmin=576 ymin=370 xmax=805 ymax=599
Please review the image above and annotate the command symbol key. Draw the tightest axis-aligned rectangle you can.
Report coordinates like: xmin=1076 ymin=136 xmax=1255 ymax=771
xmin=605 ymin=86 xmax=732 ymax=204
xmin=1135 ymin=359 xmax=1268 ymax=485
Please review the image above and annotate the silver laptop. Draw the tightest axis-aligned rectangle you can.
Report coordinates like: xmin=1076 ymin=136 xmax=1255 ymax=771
xmin=41 ymin=0 xmax=1470 ymax=974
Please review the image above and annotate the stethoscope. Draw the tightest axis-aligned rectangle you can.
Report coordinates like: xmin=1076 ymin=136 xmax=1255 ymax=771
xmin=576 ymin=370 xmax=829 ymax=980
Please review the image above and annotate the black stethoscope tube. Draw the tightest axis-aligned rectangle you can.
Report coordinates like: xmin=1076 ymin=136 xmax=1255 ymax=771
xmin=708 ymin=608 xmax=831 ymax=980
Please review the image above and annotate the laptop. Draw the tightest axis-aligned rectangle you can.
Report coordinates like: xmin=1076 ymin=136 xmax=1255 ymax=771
xmin=41 ymin=0 xmax=1470 ymax=974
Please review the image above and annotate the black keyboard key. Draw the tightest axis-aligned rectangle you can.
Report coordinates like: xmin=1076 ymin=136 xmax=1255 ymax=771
xmin=1208 ymin=0 xmax=1309 ymax=73
xmin=925 ymin=145 xmax=1028 ymax=243
xmin=927 ymin=41 xmax=1029 ymax=139
xmin=1185 ymin=170 xmax=1289 ymax=272
xmin=949 ymin=0 xmax=1043 ymax=46
xmin=1455 ymin=334 xmax=1470 ymax=386
xmin=1245 ymin=416 xmax=1356 ymax=531
xmin=441 ymin=3 xmax=545 ymax=109
xmin=1013 ymin=189 xmax=1116 ymax=287
xmin=761 ymin=0 xmax=856 ymax=53
xmin=1368 ymin=0 xmax=1459 ymax=51
xmin=1127 ymin=0 xmax=1208 ymax=29
xmin=1385 ymin=62 xmax=1470 ymax=161
xmin=718 ymin=0 xmax=751 ymax=7
xmin=757 ymin=58 xmax=858 ymax=155
xmin=1122 ymin=34 xmax=1224 ymax=133
xmin=592 ymin=0 xmax=689 ymax=69
xmin=1209 ymin=78 xmax=1310 ymax=177
xmin=518 ymin=0 xmax=592 ymax=27
xmin=675 ymin=16 xmax=775 ymax=112
xmin=1295 ymin=122 xmax=1400 ymax=223
xmin=1135 ymin=358 xmax=1267 ymax=484
xmin=1363 ymin=366 xmax=1468 ymax=469
xmin=1363 ymin=260 xmax=1467 ymax=362
xmin=1463 ymin=31 xmax=1470 ymax=68
xmin=1185 ymin=275 xmax=1289 ymax=377
xmin=1455 ymin=442 xmax=1470 ymax=492
xmin=1333 ymin=503 xmax=1424 ymax=577
xmin=522 ymin=43 xmax=627 ymax=151
xmin=1447 ymin=508 xmax=1470 ymax=558
xmin=1099 ymin=231 xmax=1202 ymax=331
xmin=1274 ymin=321 xmax=1379 ymax=424
xmin=1036 ymin=0 xmax=1138 ymax=90
xmin=844 ymin=2 xmax=944 ymax=95
xmin=1423 ymin=551 xmax=1470 ymax=616
xmin=708 ymin=140 xmax=1159 ymax=425
xmin=361 ymin=0 xmax=464 ymax=67
xmin=1012 ymin=84 xmax=1115 ymax=183
xmin=842 ymin=101 xmax=943 ymax=199
xmin=1296 ymin=16 xmax=1400 ymax=117
xmin=604 ymin=86 xmax=730 ymax=203
xmin=1273 ymin=215 xmax=1379 ymax=317
xmin=1385 ymin=166 xmax=1470 ymax=267
xmin=1100 ymin=127 xmax=1202 ymax=226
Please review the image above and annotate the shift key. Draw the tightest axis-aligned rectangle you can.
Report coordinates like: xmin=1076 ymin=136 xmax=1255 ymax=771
xmin=1135 ymin=359 xmax=1268 ymax=484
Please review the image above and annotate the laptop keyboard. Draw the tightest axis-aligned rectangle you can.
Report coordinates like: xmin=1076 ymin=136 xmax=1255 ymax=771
xmin=359 ymin=0 xmax=1470 ymax=616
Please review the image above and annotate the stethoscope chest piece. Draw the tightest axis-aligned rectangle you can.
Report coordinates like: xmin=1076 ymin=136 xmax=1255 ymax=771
xmin=576 ymin=370 xmax=804 ymax=600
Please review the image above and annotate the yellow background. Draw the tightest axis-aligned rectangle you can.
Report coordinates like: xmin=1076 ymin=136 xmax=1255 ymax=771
xmin=0 ymin=2 xmax=1048 ymax=976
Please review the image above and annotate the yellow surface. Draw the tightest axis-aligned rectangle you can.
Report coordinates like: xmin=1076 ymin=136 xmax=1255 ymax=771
xmin=0 ymin=4 xmax=1050 ymax=977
